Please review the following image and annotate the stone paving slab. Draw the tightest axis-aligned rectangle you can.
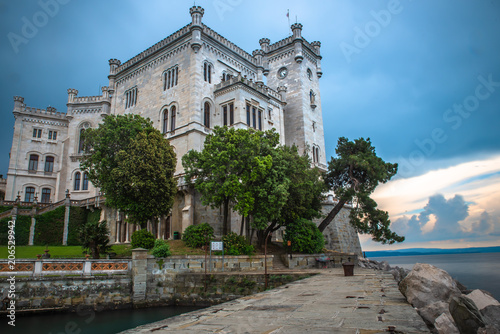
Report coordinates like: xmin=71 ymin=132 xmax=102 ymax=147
xmin=120 ymin=268 xmax=429 ymax=334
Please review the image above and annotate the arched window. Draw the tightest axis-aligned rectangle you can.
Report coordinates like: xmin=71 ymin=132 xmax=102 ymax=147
xmin=170 ymin=106 xmax=176 ymax=131
xmin=163 ymin=109 xmax=168 ymax=134
xmin=78 ymin=129 xmax=85 ymax=153
xmin=28 ymin=154 xmax=39 ymax=171
xmin=25 ymin=187 xmax=35 ymax=202
xmin=74 ymin=172 xmax=81 ymax=191
xmin=44 ymin=156 xmax=54 ymax=172
xmin=82 ymin=172 xmax=89 ymax=190
xmin=203 ymin=62 xmax=212 ymax=83
xmin=204 ymin=102 xmax=210 ymax=128
xmin=41 ymin=188 xmax=51 ymax=203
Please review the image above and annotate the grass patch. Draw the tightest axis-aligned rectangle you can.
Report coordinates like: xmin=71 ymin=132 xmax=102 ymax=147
xmin=0 ymin=240 xmax=208 ymax=259
xmin=0 ymin=244 xmax=133 ymax=259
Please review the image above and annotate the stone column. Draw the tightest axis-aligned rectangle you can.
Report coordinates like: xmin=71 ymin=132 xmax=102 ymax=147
xmin=115 ymin=221 xmax=121 ymax=243
xmin=132 ymin=248 xmax=148 ymax=303
xmin=125 ymin=222 xmax=130 ymax=242
xmin=157 ymin=219 xmax=161 ymax=239
xmin=29 ymin=217 xmax=36 ymax=246
xmin=62 ymin=191 xmax=70 ymax=246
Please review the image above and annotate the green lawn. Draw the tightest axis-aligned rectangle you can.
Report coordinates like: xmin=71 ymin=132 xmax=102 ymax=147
xmin=0 ymin=244 xmax=133 ymax=259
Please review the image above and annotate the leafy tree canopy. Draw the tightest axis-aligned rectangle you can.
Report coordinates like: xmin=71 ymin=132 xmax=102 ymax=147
xmin=182 ymin=126 xmax=279 ymax=235
xmin=318 ymin=137 xmax=404 ymax=244
xmin=81 ymin=114 xmax=177 ymax=224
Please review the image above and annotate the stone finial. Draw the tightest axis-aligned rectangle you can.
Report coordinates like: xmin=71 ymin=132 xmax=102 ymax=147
xmin=190 ymin=6 xmax=204 ymax=26
xmin=259 ymin=38 xmax=270 ymax=52
xmin=291 ymin=23 xmax=303 ymax=40
xmin=311 ymin=41 xmax=321 ymax=55
xmin=13 ymin=96 xmax=24 ymax=103
xmin=67 ymin=88 xmax=78 ymax=103
xmin=13 ymin=96 xmax=25 ymax=112
xmin=277 ymin=85 xmax=287 ymax=104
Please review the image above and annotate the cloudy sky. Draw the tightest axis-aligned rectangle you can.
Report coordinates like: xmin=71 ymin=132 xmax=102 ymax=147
xmin=1 ymin=0 xmax=499 ymax=251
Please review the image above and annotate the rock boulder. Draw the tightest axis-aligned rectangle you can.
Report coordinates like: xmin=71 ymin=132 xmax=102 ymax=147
xmin=449 ymin=296 xmax=486 ymax=334
xmin=399 ymin=263 xmax=462 ymax=309
xmin=434 ymin=312 xmax=460 ymax=334
xmin=466 ymin=289 xmax=500 ymax=310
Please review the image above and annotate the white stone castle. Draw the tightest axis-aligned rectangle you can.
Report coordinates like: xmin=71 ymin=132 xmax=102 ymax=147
xmin=4 ymin=6 xmax=361 ymax=255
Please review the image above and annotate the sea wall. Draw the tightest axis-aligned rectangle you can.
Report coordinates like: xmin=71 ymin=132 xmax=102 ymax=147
xmin=281 ymin=252 xmax=358 ymax=269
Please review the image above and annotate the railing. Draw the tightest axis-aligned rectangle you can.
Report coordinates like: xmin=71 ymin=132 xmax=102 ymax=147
xmin=0 ymin=259 xmax=131 ymax=277
xmin=69 ymin=195 xmax=105 ymax=207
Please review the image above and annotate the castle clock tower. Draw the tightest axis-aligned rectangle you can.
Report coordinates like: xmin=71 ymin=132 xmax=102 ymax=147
xmin=260 ymin=23 xmax=326 ymax=169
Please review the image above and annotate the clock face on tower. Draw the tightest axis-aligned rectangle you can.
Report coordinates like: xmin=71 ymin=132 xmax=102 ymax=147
xmin=278 ymin=67 xmax=288 ymax=79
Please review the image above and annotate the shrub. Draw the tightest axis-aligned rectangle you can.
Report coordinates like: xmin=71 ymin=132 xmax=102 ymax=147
xmin=78 ymin=220 xmax=112 ymax=259
xmin=34 ymin=206 xmax=65 ymax=245
xmin=151 ymin=239 xmax=171 ymax=258
xmin=182 ymin=223 xmax=214 ymax=248
xmin=131 ymin=229 xmax=155 ymax=249
xmin=222 ymin=232 xmax=255 ymax=255
xmin=284 ymin=218 xmax=325 ymax=254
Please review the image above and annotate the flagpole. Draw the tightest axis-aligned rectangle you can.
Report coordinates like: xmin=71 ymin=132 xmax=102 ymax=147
xmin=287 ymin=9 xmax=291 ymax=36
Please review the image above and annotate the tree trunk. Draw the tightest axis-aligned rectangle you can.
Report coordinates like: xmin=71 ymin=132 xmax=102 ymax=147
xmin=239 ymin=215 xmax=245 ymax=236
xmin=317 ymin=198 xmax=347 ymax=232
xmin=222 ymin=197 xmax=230 ymax=235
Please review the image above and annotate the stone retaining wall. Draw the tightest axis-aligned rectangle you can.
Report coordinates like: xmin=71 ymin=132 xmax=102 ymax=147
xmin=281 ymin=252 xmax=358 ymax=269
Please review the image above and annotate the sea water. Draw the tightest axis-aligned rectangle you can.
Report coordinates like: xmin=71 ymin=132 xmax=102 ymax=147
xmin=371 ymin=252 xmax=500 ymax=301
xmin=0 ymin=305 xmax=203 ymax=334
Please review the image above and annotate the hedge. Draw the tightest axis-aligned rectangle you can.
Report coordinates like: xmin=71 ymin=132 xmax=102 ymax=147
xmin=34 ymin=206 xmax=65 ymax=245
xmin=0 ymin=215 xmax=31 ymax=246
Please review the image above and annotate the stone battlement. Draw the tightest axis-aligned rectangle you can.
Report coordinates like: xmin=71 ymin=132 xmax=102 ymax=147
xmin=202 ymin=24 xmax=255 ymax=63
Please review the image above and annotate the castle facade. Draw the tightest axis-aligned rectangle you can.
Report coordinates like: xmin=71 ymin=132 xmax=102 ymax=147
xmin=4 ymin=7 xmax=361 ymax=256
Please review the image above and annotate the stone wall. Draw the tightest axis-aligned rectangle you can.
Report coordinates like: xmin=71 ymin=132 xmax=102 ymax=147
xmin=0 ymin=276 xmax=132 ymax=312
xmin=281 ymin=252 xmax=358 ymax=270
xmin=315 ymin=200 xmax=363 ymax=258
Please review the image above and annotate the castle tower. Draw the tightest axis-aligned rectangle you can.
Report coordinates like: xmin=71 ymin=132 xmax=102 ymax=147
xmin=263 ymin=23 xmax=326 ymax=169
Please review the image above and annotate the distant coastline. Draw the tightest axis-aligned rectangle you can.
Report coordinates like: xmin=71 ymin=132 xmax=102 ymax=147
xmin=365 ymin=245 xmax=500 ymax=257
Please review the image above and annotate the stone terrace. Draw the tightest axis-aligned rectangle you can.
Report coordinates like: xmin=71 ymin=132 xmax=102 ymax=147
xmin=120 ymin=267 xmax=429 ymax=334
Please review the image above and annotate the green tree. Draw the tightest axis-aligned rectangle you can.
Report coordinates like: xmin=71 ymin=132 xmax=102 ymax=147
xmin=318 ymin=137 xmax=404 ymax=244
xmin=79 ymin=220 xmax=112 ymax=259
xmin=81 ymin=115 xmax=177 ymax=226
xmin=250 ymin=145 xmax=325 ymax=245
xmin=182 ymin=126 xmax=278 ymax=235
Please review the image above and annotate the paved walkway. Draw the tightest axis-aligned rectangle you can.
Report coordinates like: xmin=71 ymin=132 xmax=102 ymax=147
xmin=121 ymin=268 xmax=429 ymax=334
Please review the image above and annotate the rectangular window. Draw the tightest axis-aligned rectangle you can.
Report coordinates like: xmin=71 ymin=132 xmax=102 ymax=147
xmin=125 ymin=87 xmax=138 ymax=108
xmin=33 ymin=128 xmax=42 ymax=138
xmin=28 ymin=154 xmax=38 ymax=171
xmin=246 ymin=104 xmax=251 ymax=126
xmin=223 ymin=105 xmax=228 ymax=126
xmin=48 ymin=130 xmax=57 ymax=140
xmin=44 ymin=156 xmax=54 ymax=172
xmin=258 ymin=110 xmax=262 ymax=130
xmin=229 ymin=103 xmax=234 ymax=125
xmin=41 ymin=188 xmax=51 ymax=203
xmin=252 ymin=107 xmax=257 ymax=129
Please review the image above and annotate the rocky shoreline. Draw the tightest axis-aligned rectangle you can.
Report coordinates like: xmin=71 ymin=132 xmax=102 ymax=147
xmin=359 ymin=258 xmax=500 ymax=333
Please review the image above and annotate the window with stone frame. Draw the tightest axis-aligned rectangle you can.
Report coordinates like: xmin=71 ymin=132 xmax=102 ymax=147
xmin=82 ymin=172 xmax=89 ymax=191
xmin=203 ymin=62 xmax=212 ymax=83
xmin=28 ymin=154 xmax=39 ymax=171
xmin=170 ymin=106 xmax=176 ymax=131
xmin=164 ymin=66 xmax=179 ymax=90
xmin=74 ymin=172 xmax=81 ymax=191
xmin=204 ymin=102 xmax=210 ymax=128
xmin=25 ymin=186 xmax=35 ymax=203
xmin=48 ymin=130 xmax=57 ymax=140
xmin=41 ymin=188 xmax=51 ymax=203
xmin=125 ymin=87 xmax=138 ymax=108
xmin=246 ymin=103 xmax=251 ymax=126
xmin=162 ymin=109 xmax=168 ymax=134
xmin=32 ymin=128 xmax=42 ymax=139
xmin=222 ymin=102 xmax=234 ymax=126
xmin=258 ymin=109 xmax=262 ymax=130
xmin=44 ymin=156 xmax=54 ymax=172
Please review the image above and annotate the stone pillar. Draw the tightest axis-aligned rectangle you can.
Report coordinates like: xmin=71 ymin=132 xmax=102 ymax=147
xmin=132 ymin=248 xmax=148 ymax=303
xmin=115 ymin=221 xmax=121 ymax=243
xmin=157 ymin=218 xmax=161 ymax=239
xmin=29 ymin=217 xmax=36 ymax=246
xmin=125 ymin=222 xmax=130 ymax=242
xmin=62 ymin=192 xmax=70 ymax=246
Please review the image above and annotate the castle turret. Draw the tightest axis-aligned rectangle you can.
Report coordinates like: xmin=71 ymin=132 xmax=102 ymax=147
xmin=259 ymin=38 xmax=270 ymax=76
xmin=101 ymin=86 xmax=111 ymax=114
xmin=311 ymin=41 xmax=323 ymax=78
xmin=67 ymin=89 xmax=78 ymax=104
xmin=108 ymin=58 xmax=121 ymax=94
xmin=253 ymin=49 xmax=265 ymax=84
xmin=13 ymin=96 xmax=25 ymax=112
xmin=277 ymin=85 xmax=287 ymax=105
xmin=291 ymin=23 xmax=304 ymax=63
xmin=189 ymin=6 xmax=204 ymax=53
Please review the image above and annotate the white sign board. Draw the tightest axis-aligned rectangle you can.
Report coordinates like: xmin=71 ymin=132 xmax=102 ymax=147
xmin=211 ymin=241 xmax=223 ymax=251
